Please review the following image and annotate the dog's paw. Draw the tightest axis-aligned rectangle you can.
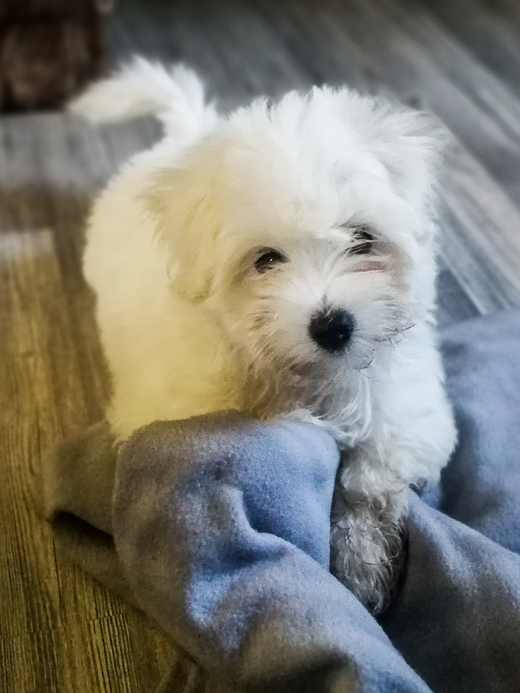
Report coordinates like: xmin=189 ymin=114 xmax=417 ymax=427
xmin=330 ymin=492 xmax=407 ymax=613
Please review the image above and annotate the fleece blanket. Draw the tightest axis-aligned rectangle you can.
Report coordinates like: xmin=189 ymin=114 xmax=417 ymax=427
xmin=41 ymin=310 xmax=520 ymax=693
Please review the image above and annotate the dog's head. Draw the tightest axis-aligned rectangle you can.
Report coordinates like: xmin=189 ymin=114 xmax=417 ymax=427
xmin=146 ymin=87 xmax=442 ymax=415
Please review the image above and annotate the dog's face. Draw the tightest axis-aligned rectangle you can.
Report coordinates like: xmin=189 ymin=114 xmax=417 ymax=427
xmin=148 ymin=87 xmax=440 ymax=414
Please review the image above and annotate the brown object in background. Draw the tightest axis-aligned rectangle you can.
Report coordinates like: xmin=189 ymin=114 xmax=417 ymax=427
xmin=0 ymin=0 xmax=113 ymax=111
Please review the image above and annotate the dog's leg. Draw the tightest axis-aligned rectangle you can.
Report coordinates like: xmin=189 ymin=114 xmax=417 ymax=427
xmin=330 ymin=443 xmax=410 ymax=613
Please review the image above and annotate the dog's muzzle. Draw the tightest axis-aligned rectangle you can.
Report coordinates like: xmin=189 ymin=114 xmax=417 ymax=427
xmin=309 ymin=309 xmax=355 ymax=353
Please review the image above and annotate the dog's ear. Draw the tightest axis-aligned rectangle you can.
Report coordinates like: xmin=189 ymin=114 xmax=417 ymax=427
xmin=358 ymin=98 xmax=445 ymax=212
xmin=143 ymin=167 xmax=218 ymax=302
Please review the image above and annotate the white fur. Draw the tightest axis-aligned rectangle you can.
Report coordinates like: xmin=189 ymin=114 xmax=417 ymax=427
xmin=73 ymin=59 xmax=457 ymax=611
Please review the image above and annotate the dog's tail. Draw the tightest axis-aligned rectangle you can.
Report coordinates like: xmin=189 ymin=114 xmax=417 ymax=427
xmin=69 ymin=56 xmax=217 ymax=141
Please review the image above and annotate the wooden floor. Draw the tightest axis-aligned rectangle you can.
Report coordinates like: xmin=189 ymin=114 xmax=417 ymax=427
xmin=2 ymin=0 xmax=520 ymax=691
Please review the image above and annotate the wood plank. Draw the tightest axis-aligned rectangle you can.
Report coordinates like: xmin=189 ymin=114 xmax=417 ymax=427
xmin=415 ymin=0 xmax=520 ymax=98
xmin=108 ymin=0 xmax=317 ymax=109
xmin=0 ymin=197 xmax=174 ymax=692
xmin=438 ymin=142 xmax=520 ymax=313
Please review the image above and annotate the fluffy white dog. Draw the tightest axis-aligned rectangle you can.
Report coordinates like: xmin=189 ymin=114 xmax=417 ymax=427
xmin=72 ymin=58 xmax=457 ymax=612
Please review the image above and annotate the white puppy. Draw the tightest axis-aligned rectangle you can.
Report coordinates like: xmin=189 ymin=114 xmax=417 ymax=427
xmin=72 ymin=58 xmax=457 ymax=611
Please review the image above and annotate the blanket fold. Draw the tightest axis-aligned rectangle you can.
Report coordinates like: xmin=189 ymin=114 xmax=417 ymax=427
xmin=40 ymin=310 xmax=520 ymax=693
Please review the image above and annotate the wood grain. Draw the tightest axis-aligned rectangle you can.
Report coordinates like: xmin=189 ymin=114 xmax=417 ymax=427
xmin=1 ymin=0 xmax=520 ymax=691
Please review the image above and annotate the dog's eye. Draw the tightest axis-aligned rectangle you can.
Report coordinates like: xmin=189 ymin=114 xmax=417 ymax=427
xmin=350 ymin=227 xmax=375 ymax=255
xmin=254 ymin=249 xmax=286 ymax=273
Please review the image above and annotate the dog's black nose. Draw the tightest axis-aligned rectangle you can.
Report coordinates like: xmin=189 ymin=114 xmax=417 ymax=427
xmin=309 ymin=309 xmax=355 ymax=353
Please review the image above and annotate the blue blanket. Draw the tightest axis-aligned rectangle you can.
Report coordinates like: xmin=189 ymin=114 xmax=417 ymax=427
xmin=42 ymin=311 xmax=520 ymax=692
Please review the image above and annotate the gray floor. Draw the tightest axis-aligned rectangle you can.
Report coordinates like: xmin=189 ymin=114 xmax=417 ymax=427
xmin=2 ymin=0 xmax=520 ymax=691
